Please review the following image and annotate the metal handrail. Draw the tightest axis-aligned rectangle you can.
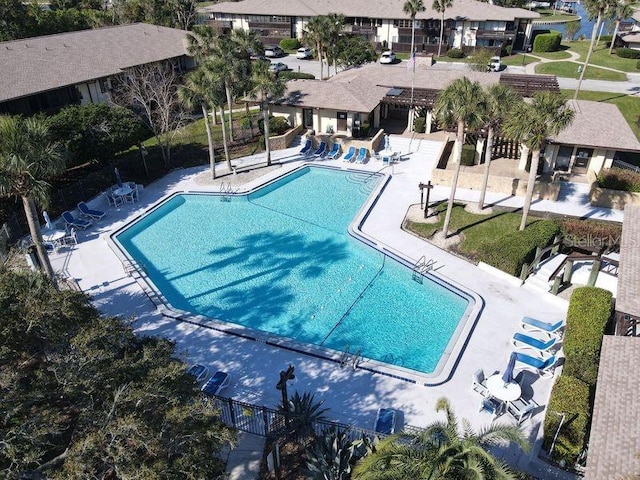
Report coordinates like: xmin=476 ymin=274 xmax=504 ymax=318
xmin=520 ymin=236 xmax=563 ymax=284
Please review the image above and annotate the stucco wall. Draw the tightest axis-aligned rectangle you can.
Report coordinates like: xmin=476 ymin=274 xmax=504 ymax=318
xmin=590 ymin=186 xmax=640 ymax=208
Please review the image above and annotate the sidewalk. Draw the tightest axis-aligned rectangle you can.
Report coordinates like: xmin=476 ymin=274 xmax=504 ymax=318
xmin=223 ymin=432 xmax=266 ymax=480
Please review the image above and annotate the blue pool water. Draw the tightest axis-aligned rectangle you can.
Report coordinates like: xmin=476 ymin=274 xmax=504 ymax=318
xmin=116 ymin=167 xmax=469 ymax=375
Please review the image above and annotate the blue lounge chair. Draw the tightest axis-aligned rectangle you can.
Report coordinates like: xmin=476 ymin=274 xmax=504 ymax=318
xmin=342 ymin=146 xmax=357 ymax=162
xmin=326 ymin=143 xmax=341 ymax=160
xmin=356 ymin=147 xmax=368 ymax=164
xmin=62 ymin=211 xmax=91 ymax=230
xmin=313 ymin=141 xmax=328 ymax=157
xmin=374 ymin=408 xmax=397 ymax=435
xmin=299 ymin=139 xmax=312 ymax=156
xmin=521 ymin=317 xmax=564 ymax=337
xmin=187 ymin=364 xmax=209 ymax=382
xmin=201 ymin=371 xmax=231 ymax=396
xmin=512 ymin=332 xmax=558 ymax=352
xmin=77 ymin=202 xmax=106 ymax=220
xmin=514 ymin=352 xmax=557 ymax=377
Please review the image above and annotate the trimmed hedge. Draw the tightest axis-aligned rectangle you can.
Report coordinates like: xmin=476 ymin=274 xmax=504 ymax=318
xmin=279 ymin=38 xmax=300 ymax=50
xmin=279 ymin=71 xmax=316 ymax=81
xmin=558 ymin=217 xmax=622 ymax=251
xmin=597 ymin=167 xmax=640 ymax=192
xmin=477 ymin=220 xmax=560 ymax=276
xmin=533 ymin=32 xmax=562 ymax=52
xmin=446 ymin=48 xmax=465 ymax=58
xmin=617 ymin=47 xmax=640 ymax=59
xmin=460 ymin=144 xmax=476 ymax=166
xmin=542 ymin=376 xmax=590 ymax=466
xmin=258 ymin=116 xmax=291 ymax=136
xmin=562 ymin=287 xmax=612 ymax=386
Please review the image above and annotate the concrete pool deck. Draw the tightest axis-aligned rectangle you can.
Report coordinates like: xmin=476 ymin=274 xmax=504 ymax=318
xmin=48 ymin=135 xmax=596 ymax=479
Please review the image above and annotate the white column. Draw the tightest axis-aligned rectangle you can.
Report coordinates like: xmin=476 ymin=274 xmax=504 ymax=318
xmin=518 ymin=144 xmax=530 ymax=171
xmin=426 ymin=110 xmax=432 ymax=133
xmin=475 ymin=137 xmax=485 ymax=165
xmin=407 ymin=108 xmax=415 ymax=132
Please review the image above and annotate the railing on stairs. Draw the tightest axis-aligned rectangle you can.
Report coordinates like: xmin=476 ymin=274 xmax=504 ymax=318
xmin=519 ymin=236 xmax=563 ymax=285
xmin=546 ymin=253 xmax=619 ymax=295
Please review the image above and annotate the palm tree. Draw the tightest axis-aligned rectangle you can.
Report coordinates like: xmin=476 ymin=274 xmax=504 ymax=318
xmin=249 ymin=61 xmax=286 ymax=166
xmin=404 ymin=0 xmax=426 ymax=60
xmin=212 ymin=35 xmax=241 ymax=143
xmin=323 ymin=13 xmax=345 ymax=77
xmin=230 ymin=28 xmax=263 ymax=116
xmin=609 ymin=0 xmax=634 ymax=54
xmin=574 ymin=0 xmax=617 ymax=99
xmin=178 ymin=68 xmax=218 ymax=180
xmin=502 ymin=92 xmax=575 ymax=231
xmin=433 ymin=0 xmax=453 ymax=57
xmin=304 ymin=16 xmax=328 ymax=79
xmin=477 ymin=84 xmax=520 ymax=210
xmin=433 ymin=77 xmax=487 ymax=237
xmin=204 ymin=58 xmax=234 ymax=172
xmin=0 ymin=115 xmax=65 ymax=283
xmin=353 ymin=397 xmax=528 ymax=479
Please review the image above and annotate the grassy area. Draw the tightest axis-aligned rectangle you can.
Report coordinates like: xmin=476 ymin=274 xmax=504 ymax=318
xmin=566 ymin=40 xmax=640 ymax=72
xmin=534 ymin=8 xmax=580 ymax=21
xmin=561 ymin=89 xmax=640 ymax=140
xmin=530 ymin=49 xmax=573 ymax=60
xmin=501 ymin=54 xmax=539 ymax=66
xmin=406 ymin=203 xmax=559 ymax=275
xmin=535 ymin=61 xmax=627 ymax=81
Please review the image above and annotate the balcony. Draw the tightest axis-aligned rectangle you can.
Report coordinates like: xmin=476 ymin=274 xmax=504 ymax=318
xmin=343 ymin=25 xmax=377 ymax=34
xmin=475 ymin=29 xmax=516 ymax=39
xmin=206 ymin=20 xmax=232 ymax=29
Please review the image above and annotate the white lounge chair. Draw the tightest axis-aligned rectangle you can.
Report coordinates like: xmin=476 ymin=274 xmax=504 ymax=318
xmin=201 ymin=371 xmax=231 ymax=396
xmin=512 ymin=332 xmax=559 ymax=353
xmin=521 ymin=317 xmax=564 ymax=337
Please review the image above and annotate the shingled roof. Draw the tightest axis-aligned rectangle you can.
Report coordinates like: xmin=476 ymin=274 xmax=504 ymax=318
xmin=0 ymin=23 xmax=189 ymax=103
xmin=204 ymin=0 xmax=539 ymax=22
xmin=615 ymin=204 xmax=640 ymax=318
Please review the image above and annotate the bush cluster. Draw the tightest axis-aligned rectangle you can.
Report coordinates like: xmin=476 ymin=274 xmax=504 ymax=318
xmin=477 ymin=220 xmax=560 ymax=276
xmin=558 ymin=218 xmax=622 ymax=251
xmin=258 ymin=115 xmax=291 ymax=136
xmin=597 ymin=167 xmax=640 ymax=192
xmin=446 ymin=48 xmax=465 ymax=58
xmin=542 ymin=376 xmax=590 ymax=465
xmin=279 ymin=38 xmax=300 ymax=50
xmin=279 ymin=71 xmax=316 ymax=80
xmin=542 ymin=287 xmax=612 ymax=466
xmin=616 ymin=47 xmax=640 ymax=59
xmin=562 ymin=287 xmax=612 ymax=385
xmin=414 ymin=117 xmax=426 ymax=133
xmin=533 ymin=32 xmax=562 ymax=52
xmin=460 ymin=144 xmax=476 ymax=166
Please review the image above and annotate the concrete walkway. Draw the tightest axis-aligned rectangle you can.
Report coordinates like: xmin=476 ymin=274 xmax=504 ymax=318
xmin=223 ymin=433 xmax=266 ymax=480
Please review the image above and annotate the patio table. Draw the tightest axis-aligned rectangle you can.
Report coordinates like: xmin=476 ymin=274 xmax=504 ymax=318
xmin=486 ymin=374 xmax=521 ymax=402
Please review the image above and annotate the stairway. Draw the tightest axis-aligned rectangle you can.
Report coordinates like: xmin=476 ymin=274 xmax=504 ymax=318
xmin=386 ymin=135 xmax=443 ymax=159
xmin=525 ymin=253 xmax=568 ymax=292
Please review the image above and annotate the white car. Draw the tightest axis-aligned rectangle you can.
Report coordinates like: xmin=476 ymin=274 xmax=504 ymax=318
xmin=268 ymin=62 xmax=288 ymax=73
xmin=379 ymin=51 xmax=396 ymax=64
xmin=488 ymin=56 xmax=502 ymax=72
xmin=296 ymin=47 xmax=312 ymax=59
xmin=264 ymin=45 xmax=284 ymax=57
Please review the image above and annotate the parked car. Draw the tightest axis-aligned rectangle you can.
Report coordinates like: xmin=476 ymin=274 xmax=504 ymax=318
xmin=268 ymin=62 xmax=288 ymax=73
xmin=264 ymin=45 xmax=284 ymax=57
xmin=487 ymin=56 xmax=502 ymax=72
xmin=250 ymin=53 xmax=270 ymax=63
xmin=379 ymin=51 xmax=396 ymax=64
xmin=296 ymin=47 xmax=312 ymax=59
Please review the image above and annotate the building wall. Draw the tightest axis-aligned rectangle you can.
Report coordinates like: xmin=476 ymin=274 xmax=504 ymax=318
xmin=544 ymin=144 xmax=617 ymax=175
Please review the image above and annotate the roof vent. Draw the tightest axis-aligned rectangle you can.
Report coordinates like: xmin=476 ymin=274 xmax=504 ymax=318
xmin=386 ymin=88 xmax=403 ymax=96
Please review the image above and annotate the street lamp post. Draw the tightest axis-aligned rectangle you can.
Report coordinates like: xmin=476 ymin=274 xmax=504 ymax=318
xmin=276 ymin=365 xmax=296 ymax=426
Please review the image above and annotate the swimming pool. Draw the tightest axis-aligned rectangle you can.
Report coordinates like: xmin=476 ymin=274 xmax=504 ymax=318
xmin=114 ymin=166 xmax=475 ymax=379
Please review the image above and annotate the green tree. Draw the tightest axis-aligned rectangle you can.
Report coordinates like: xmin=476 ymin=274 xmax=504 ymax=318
xmin=433 ymin=0 xmax=453 ymax=57
xmin=467 ymin=47 xmax=494 ymax=71
xmin=0 ymin=0 xmax=30 ymax=40
xmin=0 ymin=267 xmax=236 ymax=478
xmin=322 ymin=13 xmax=346 ymax=76
xmin=502 ymin=92 xmax=574 ymax=230
xmin=303 ymin=15 xmax=329 ymax=80
xmin=206 ymin=57 xmax=234 ymax=171
xmin=48 ymin=103 xmax=147 ymax=167
xmin=0 ymin=116 xmax=65 ymax=283
xmin=609 ymin=0 xmax=634 ymax=54
xmin=433 ymin=77 xmax=487 ymax=237
xmin=403 ymin=0 xmax=426 ymax=58
xmin=353 ymin=397 xmax=528 ymax=479
xmin=478 ymin=84 xmax=520 ymax=210
xmin=250 ymin=61 xmax=286 ymax=166
xmin=574 ymin=0 xmax=617 ymax=98
xmin=335 ymin=35 xmax=378 ymax=68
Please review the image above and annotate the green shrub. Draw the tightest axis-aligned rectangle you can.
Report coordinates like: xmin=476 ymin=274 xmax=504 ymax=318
xmin=558 ymin=218 xmax=622 ymax=251
xmin=533 ymin=32 xmax=562 ymax=52
xmin=502 ymin=44 xmax=512 ymax=56
xmin=460 ymin=144 xmax=476 ymax=165
xmin=597 ymin=167 xmax=640 ymax=192
xmin=279 ymin=38 xmax=300 ymax=50
xmin=258 ymin=116 xmax=291 ymax=136
xmin=279 ymin=71 xmax=316 ymax=81
xmin=542 ymin=375 xmax=590 ymax=466
xmin=616 ymin=47 xmax=640 ymax=59
xmin=414 ymin=117 xmax=426 ymax=133
xmin=636 ymin=59 xmax=640 ymax=70
xmin=477 ymin=220 xmax=560 ymax=276
xmin=446 ymin=48 xmax=464 ymax=58
xmin=562 ymin=287 xmax=612 ymax=386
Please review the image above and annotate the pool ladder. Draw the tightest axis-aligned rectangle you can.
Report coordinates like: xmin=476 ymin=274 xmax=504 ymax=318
xmin=339 ymin=345 xmax=363 ymax=370
xmin=412 ymin=256 xmax=437 ymax=284
xmin=220 ymin=182 xmax=236 ymax=202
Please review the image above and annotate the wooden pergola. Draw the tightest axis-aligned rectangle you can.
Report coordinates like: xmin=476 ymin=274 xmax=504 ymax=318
xmin=499 ymin=73 xmax=560 ymax=97
xmin=379 ymin=87 xmax=440 ymax=108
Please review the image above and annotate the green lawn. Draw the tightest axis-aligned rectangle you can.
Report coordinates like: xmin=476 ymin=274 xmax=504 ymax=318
xmin=566 ymin=40 xmax=640 ymax=72
xmin=501 ymin=54 xmax=539 ymax=66
xmin=561 ymin=89 xmax=640 ymax=140
xmin=531 ymin=49 xmax=573 ymax=60
xmin=535 ymin=61 xmax=627 ymax=81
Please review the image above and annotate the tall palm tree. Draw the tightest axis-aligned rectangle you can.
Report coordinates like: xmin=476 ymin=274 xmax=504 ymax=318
xmin=574 ymin=0 xmax=617 ymax=99
xmin=186 ymin=24 xmax=218 ymax=61
xmin=323 ymin=13 xmax=345 ymax=77
xmin=353 ymin=397 xmax=528 ymax=479
xmin=609 ymin=0 xmax=634 ymax=54
xmin=205 ymin=58 xmax=234 ymax=172
xmin=433 ymin=77 xmax=487 ymax=237
xmin=212 ymin=35 xmax=241 ymax=143
xmin=502 ymin=92 xmax=575 ymax=230
xmin=178 ymin=68 xmax=218 ymax=180
xmin=404 ymin=0 xmax=426 ymax=59
xmin=230 ymin=28 xmax=263 ymax=116
xmin=304 ymin=16 xmax=328 ymax=79
xmin=249 ymin=61 xmax=286 ymax=166
xmin=0 ymin=116 xmax=66 ymax=283
xmin=477 ymin=84 xmax=520 ymax=210
xmin=433 ymin=0 xmax=453 ymax=57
